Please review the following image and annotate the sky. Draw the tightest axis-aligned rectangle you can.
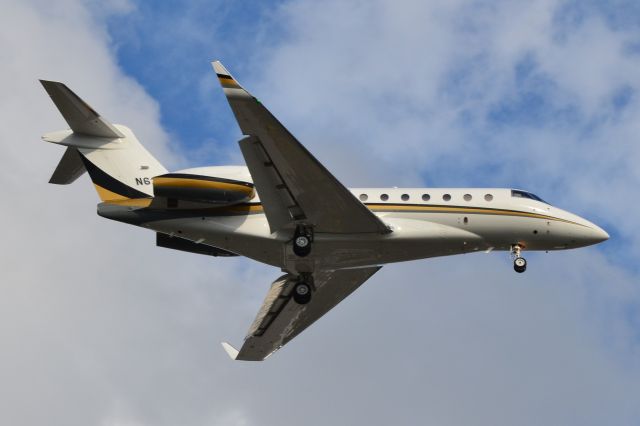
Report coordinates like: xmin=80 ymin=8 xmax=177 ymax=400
xmin=1 ymin=0 xmax=640 ymax=425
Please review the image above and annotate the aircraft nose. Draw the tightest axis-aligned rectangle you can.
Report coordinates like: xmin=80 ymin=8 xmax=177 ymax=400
xmin=553 ymin=208 xmax=609 ymax=247
xmin=589 ymin=224 xmax=609 ymax=244
xmin=575 ymin=222 xmax=609 ymax=246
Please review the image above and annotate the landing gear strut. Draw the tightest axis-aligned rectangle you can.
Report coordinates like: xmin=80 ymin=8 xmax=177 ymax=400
xmin=293 ymin=225 xmax=313 ymax=257
xmin=511 ymin=244 xmax=527 ymax=273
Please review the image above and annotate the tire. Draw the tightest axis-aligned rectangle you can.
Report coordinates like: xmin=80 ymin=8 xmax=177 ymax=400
xmin=295 ymin=236 xmax=309 ymax=248
xmin=293 ymin=234 xmax=311 ymax=257
xmin=293 ymin=282 xmax=312 ymax=304
xmin=514 ymin=257 xmax=527 ymax=273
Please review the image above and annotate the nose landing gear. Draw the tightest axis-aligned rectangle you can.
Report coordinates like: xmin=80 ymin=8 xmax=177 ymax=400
xmin=511 ymin=244 xmax=527 ymax=273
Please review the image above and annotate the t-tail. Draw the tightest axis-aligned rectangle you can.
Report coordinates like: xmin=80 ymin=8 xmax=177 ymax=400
xmin=40 ymin=80 xmax=167 ymax=201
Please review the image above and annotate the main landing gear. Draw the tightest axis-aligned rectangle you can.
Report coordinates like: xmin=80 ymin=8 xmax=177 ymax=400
xmin=293 ymin=225 xmax=313 ymax=257
xmin=292 ymin=278 xmax=312 ymax=305
xmin=511 ymin=244 xmax=527 ymax=273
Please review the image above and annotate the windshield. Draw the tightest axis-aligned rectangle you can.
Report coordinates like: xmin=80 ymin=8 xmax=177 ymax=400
xmin=511 ymin=189 xmax=547 ymax=204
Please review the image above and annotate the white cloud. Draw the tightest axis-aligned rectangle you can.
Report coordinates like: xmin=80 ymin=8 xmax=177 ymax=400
xmin=243 ymin=0 xmax=640 ymax=424
xmin=0 ymin=1 xmax=259 ymax=425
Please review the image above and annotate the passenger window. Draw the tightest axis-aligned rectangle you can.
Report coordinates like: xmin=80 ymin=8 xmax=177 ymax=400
xmin=359 ymin=194 xmax=368 ymax=201
xmin=484 ymin=194 xmax=493 ymax=201
xmin=401 ymin=194 xmax=410 ymax=201
xmin=443 ymin=194 xmax=451 ymax=201
xmin=463 ymin=194 xmax=472 ymax=201
xmin=422 ymin=194 xmax=430 ymax=201
xmin=380 ymin=194 xmax=389 ymax=201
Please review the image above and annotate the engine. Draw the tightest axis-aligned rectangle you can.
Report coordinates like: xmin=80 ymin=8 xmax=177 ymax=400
xmin=152 ymin=166 xmax=255 ymax=207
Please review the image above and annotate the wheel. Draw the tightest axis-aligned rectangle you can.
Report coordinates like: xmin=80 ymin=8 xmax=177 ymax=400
xmin=295 ymin=235 xmax=309 ymax=248
xmin=514 ymin=257 xmax=527 ymax=273
xmin=293 ymin=234 xmax=311 ymax=257
xmin=293 ymin=282 xmax=311 ymax=304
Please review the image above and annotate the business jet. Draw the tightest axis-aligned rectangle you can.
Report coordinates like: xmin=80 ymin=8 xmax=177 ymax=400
xmin=40 ymin=61 xmax=608 ymax=361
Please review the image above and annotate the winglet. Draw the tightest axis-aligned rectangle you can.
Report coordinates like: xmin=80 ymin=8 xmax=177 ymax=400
xmin=221 ymin=342 xmax=239 ymax=360
xmin=211 ymin=61 xmax=251 ymax=98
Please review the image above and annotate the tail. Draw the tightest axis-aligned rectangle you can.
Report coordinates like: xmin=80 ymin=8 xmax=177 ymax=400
xmin=40 ymin=80 xmax=167 ymax=201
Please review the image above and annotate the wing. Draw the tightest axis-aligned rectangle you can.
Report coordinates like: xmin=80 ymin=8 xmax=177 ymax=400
xmin=211 ymin=61 xmax=389 ymax=235
xmin=223 ymin=266 xmax=381 ymax=361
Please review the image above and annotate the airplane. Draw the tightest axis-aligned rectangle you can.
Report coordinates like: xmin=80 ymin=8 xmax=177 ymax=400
xmin=40 ymin=61 xmax=609 ymax=361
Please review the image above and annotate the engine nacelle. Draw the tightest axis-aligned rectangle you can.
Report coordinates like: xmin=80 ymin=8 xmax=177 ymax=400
xmin=153 ymin=172 xmax=255 ymax=205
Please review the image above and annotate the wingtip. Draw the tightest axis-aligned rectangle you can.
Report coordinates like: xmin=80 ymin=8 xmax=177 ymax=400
xmin=211 ymin=60 xmax=230 ymax=76
xmin=39 ymin=79 xmax=59 ymax=90
xmin=221 ymin=342 xmax=239 ymax=360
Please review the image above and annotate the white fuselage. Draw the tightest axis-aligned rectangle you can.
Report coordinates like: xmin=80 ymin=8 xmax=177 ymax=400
xmin=140 ymin=185 xmax=608 ymax=273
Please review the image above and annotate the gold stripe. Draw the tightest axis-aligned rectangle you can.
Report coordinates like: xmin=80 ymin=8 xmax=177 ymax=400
xmin=218 ymin=78 xmax=241 ymax=88
xmin=183 ymin=202 xmax=578 ymax=226
xmin=94 ymin=184 xmax=130 ymax=202
xmin=94 ymin=195 xmax=578 ymax=227
xmin=153 ymin=177 xmax=254 ymax=195
xmin=365 ymin=204 xmax=581 ymax=226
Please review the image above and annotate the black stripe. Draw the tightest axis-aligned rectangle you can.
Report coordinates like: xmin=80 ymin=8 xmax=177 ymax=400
xmin=216 ymin=74 xmax=234 ymax=80
xmin=156 ymin=173 xmax=254 ymax=188
xmin=79 ymin=155 xmax=150 ymax=199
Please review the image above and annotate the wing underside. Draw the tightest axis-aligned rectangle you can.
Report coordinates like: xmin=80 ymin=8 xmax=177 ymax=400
xmin=225 ymin=266 xmax=381 ymax=361
xmin=211 ymin=61 xmax=389 ymax=235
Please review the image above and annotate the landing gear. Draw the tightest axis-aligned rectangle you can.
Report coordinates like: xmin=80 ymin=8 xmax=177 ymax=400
xmin=514 ymin=256 xmax=527 ymax=273
xmin=292 ymin=281 xmax=312 ymax=305
xmin=293 ymin=226 xmax=313 ymax=257
xmin=511 ymin=244 xmax=527 ymax=273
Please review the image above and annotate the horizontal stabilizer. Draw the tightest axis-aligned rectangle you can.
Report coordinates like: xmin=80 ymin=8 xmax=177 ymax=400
xmin=40 ymin=80 xmax=124 ymax=138
xmin=221 ymin=342 xmax=239 ymax=360
xmin=49 ymin=146 xmax=86 ymax=184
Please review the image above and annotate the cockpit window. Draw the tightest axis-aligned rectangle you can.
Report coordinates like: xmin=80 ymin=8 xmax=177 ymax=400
xmin=511 ymin=189 xmax=547 ymax=203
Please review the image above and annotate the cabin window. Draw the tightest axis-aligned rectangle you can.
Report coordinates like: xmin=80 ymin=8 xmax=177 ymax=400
xmin=401 ymin=194 xmax=410 ymax=201
xmin=422 ymin=194 xmax=430 ymax=201
xmin=443 ymin=194 xmax=451 ymax=201
xmin=380 ymin=193 xmax=389 ymax=201
xmin=463 ymin=194 xmax=472 ymax=201
xmin=484 ymin=194 xmax=493 ymax=201
xmin=359 ymin=194 xmax=368 ymax=201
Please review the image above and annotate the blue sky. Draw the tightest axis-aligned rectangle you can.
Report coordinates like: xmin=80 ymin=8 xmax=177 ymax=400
xmin=104 ymin=1 xmax=284 ymax=166
xmin=2 ymin=1 xmax=640 ymax=425
xmin=104 ymin=0 xmax=630 ymax=254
